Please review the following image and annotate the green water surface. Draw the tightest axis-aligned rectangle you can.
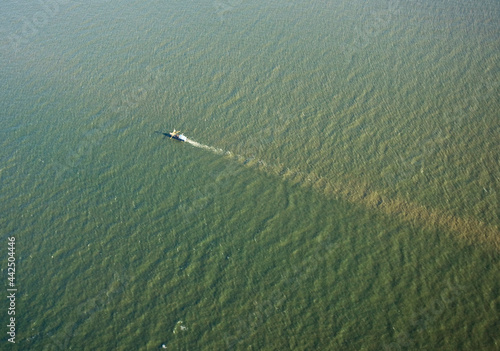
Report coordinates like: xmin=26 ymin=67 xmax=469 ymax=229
xmin=1 ymin=0 xmax=499 ymax=350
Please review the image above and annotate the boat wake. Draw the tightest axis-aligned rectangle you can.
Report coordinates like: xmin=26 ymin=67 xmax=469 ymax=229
xmin=169 ymin=133 xmax=500 ymax=251
xmin=185 ymin=139 xmax=231 ymax=156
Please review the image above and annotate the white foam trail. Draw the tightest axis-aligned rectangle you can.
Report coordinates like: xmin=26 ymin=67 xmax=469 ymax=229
xmin=185 ymin=139 xmax=231 ymax=155
xmin=181 ymin=137 xmax=500 ymax=251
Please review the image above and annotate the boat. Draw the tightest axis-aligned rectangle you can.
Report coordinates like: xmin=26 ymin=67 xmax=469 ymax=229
xmin=167 ymin=129 xmax=188 ymax=142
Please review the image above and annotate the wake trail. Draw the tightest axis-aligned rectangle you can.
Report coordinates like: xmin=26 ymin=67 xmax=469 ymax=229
xmin=182 ymin=136 xmax=500 ymax=251
xmin=186 ymin=139 xmax=231 ymax=156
